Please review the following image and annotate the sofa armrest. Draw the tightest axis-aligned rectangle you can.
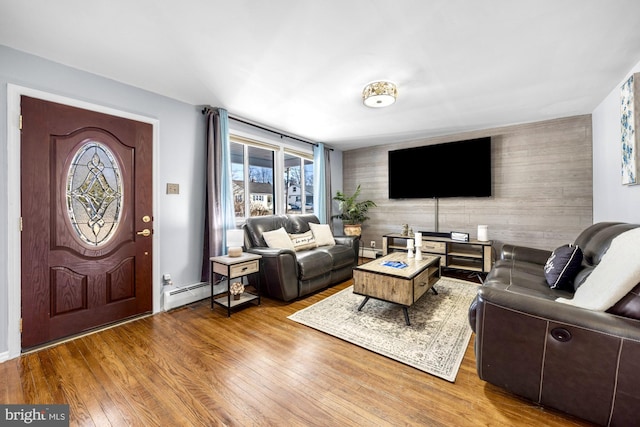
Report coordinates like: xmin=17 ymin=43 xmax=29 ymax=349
xmin=247 ymin=247 xmax=295 ymax=257
xmin=475 ymin=286 xmax=640 ymax=336
xmin=500 ymin=244 xmax=551 ymax=266
xmin=246 ymin=247 xmax=300 ymax=301
xmin=334 ymin=235 xmax=361 ymax=265
xmin=333 ymin=235 xmax=360 ymax=247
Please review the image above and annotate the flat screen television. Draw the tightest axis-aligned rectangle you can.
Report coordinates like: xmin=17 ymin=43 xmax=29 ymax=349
xmin=388 ymin=137 xmax=492 ymax=199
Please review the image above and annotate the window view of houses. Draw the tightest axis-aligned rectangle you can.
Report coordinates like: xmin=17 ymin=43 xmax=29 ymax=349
xmin=231 ymin=139 xmax=314 ymax=220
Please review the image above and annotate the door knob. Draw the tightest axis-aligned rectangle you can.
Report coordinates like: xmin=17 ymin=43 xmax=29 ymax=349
xmin=136 ymin=229 xmax=152 ymax=237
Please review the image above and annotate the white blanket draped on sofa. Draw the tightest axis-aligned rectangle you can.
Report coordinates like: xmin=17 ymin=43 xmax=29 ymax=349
xmin=557 ymin=228 xmax=640 ymax=310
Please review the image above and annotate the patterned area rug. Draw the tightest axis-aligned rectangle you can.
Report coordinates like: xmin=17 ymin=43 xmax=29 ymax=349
xmin=288 ymin=277 xmax=478 ymax=382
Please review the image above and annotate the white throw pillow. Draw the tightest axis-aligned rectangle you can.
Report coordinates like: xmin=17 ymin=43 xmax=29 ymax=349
xmin=309 ymin=222 xmax=335 ymax=247
xmin=556 ymin=228 xmax=640 ymax=310
xmin=289 ymin=231 xmax=317 ymax=251
xmin=262 ymin=227 xmax=294 ymax=250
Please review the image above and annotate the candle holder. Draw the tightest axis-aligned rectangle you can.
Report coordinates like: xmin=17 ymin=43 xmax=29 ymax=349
xmin=414 ymin=232 xmax=423 ymax=260
xmin=407 ymin=247 xmax=414 ymax=258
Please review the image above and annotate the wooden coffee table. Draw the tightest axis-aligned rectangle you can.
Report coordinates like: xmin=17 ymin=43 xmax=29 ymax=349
xmin=352 ymin=252 xmax=441 ymax=325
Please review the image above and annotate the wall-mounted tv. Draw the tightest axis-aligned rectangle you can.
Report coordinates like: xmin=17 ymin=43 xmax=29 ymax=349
xmin=388 ymin=137 xmax=492 ymax=199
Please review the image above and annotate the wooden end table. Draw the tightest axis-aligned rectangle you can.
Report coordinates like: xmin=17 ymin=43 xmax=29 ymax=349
xmin=353 ymin=252 xmax=441 ymax=325
xmin=210 ymin=252 xmax=261 ymax=317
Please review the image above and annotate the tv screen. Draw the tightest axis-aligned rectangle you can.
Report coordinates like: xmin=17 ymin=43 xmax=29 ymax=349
xmin=388 ymin=137 xmax=492 ymax=199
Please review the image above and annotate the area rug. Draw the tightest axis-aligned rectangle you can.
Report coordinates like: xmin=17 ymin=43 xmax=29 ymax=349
xmin=287 ymin=277 xmax=478 ymax=382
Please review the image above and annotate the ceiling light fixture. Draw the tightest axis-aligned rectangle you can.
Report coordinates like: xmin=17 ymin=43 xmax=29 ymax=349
xmin=362 ymin=81 xmax=397 ymax=108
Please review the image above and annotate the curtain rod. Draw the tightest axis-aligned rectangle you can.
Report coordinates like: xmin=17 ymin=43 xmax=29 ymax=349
xmin=202 ymin=107 xmax=331 ymax=150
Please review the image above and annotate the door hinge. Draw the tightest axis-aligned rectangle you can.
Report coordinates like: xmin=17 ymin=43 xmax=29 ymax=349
xmin=19 ymin=217 xmax=23 ymax=232
xmin=19 ymin=114 xmax=22 ymax=130
xmin=20 ymin=318 xmax=23 ymax=333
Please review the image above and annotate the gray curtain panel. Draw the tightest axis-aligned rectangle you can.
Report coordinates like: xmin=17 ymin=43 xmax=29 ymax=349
xmin=201 ymin=107 xmax=226 ymax=282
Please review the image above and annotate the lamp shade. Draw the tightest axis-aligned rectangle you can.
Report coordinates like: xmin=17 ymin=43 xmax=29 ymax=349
xmin=363 ymin=81 xmax=397 ymax=108
xmin=226 ymin=229 xmax=244 ymax=257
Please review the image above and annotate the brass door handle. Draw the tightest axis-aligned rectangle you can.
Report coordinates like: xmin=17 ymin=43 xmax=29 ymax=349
xmin=137 ymin=229 xmax=152 ymax=237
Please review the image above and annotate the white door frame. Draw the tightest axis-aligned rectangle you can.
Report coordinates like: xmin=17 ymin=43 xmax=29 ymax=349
xmin=6 ymin=84 xmax=161 ymax=360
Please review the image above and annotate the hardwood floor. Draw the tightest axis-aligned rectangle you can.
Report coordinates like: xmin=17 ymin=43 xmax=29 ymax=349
xmin=2 ymin=277 xmax=595 ymax=426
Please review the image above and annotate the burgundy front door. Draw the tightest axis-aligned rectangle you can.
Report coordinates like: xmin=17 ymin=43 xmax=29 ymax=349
xmin=20 ymin=96 xmax=153 ymax=350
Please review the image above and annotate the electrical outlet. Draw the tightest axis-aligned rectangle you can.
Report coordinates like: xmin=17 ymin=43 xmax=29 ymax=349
xmin=370 ymin=240 xmax=376 ymax=248
xmin=166 ymin=183 xmax=179 ymax=195
xmin=162 ymin=273 xmax=173 ymax=286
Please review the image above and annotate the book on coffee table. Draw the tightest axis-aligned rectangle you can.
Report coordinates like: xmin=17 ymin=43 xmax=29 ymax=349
xmin=380 ymin=260 xmax=408 ymax=269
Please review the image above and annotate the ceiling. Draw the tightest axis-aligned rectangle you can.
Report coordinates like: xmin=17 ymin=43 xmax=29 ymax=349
xmin=2 ymin=1 xmax=640 ymax=151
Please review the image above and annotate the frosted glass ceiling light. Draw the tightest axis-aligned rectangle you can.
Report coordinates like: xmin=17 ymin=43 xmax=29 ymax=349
xmin=362 ymin=81 xmax=397 ymax=108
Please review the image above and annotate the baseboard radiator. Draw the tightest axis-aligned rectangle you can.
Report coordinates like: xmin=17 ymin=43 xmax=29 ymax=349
xmin=163 ymin=282 xmax=211 ymax=311
xmin=360 ymin=248 xmax=382 ymax=259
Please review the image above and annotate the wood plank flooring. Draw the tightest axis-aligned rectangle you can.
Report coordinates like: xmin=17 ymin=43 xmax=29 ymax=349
xmin=2 ymin=276 xmax=595 ymax=426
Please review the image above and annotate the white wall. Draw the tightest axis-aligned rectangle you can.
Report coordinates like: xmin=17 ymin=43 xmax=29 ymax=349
xmin=592 ymin=59 xmax=640 ymax=223
xmin=0 ymin=45 xmax=206 ymax=357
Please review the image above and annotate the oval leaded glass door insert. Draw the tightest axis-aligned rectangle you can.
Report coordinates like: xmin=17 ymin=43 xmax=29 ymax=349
xmin=66 ymin=141 xmax=123 ymax=246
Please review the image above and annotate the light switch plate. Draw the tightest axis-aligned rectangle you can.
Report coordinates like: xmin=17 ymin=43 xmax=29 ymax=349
xmin=166 ymin=183 xmax=179 ymax=194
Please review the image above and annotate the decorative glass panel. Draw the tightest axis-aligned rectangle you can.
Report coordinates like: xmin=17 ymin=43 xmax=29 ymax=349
xmin=66 ymin=141 xmax=123 ymax=246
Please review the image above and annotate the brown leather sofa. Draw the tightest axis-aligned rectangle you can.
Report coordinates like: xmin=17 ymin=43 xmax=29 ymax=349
xmin=243 ymin=214 xmax=360 ymax=301
xmin=468 ymin=222 xmax=640 ymax=426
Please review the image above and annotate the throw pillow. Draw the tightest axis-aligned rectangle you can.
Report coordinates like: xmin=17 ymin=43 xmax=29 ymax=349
xmin=308 ymin=222 xmax=335 ymax=247
xmin=262 ymin=227 xmax=294 ymax=250
xmin=289 ymin=231 xmax=317 ymax=251
xmin=557 ymin=228 xmax=640 ymax=311
xmin=544 ymin=244 xmax=583 ymax=290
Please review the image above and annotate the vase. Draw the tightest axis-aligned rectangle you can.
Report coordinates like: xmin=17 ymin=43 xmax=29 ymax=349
xmin=233 ymin=294 xmax=241 ymax=300
xmin=343 ymin=224 xmax=362 ymax=236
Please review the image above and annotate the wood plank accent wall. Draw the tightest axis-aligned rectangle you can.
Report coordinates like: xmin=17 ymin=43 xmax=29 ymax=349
xmin=341 ymin=115 xmax=593 ymax=253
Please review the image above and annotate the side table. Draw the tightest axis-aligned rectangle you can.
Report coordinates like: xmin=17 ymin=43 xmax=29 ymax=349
xmin=210 ymin=252 xmax=262 ymax=317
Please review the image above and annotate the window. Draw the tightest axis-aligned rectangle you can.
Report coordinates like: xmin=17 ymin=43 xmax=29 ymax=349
xmin=304 ymin=158 xmax=314 ymax=214
xmin=230 ymin=136 xmax=313 ymax=222
xmin=230 ymin=142 xmax=246 ymax=218
xmin=231 ymin=139 xmax=275 ymax=220
xmin=284 ymin=150 xmax=314 ymax=214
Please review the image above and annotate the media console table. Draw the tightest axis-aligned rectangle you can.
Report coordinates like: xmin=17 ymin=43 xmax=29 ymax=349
xmin=382 ymin=233 xmax=493 ymax=274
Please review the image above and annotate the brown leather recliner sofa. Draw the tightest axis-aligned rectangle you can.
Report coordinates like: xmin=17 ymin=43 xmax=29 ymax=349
xmin=243 ymin=214 xmax=360 ymax=301
xmin=468 ymin=222 xmax=640 ymax=426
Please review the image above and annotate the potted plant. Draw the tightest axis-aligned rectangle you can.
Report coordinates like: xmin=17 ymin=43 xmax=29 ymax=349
xmin=332 ymin=184 xmax=377 ymax=236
